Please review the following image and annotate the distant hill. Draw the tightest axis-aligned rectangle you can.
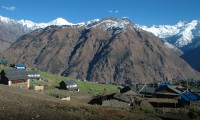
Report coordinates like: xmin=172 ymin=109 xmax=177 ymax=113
xmin=1 ymin=17 xmax=200 ymax=84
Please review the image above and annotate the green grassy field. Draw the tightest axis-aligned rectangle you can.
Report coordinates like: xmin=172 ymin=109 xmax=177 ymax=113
xmin=40 ymin=71 xmax=117 ymax=95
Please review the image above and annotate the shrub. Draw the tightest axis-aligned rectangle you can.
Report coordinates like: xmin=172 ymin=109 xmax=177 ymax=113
xmin=140 ymin=105 xmax=155 ymax=113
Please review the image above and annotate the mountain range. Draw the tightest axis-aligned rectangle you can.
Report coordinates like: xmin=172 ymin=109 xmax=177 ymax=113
xmin=1 ymin=17 xmax=200 ymax=84
xmin=1 ymin=15 xmax=200 ymax=52
xmin=0 ymin=16 xmax=102 ymax=52
xmin=140 ymin=20 xmax=200 ymax=48
xmin=140 ymin=20 xmax=200 ymax=72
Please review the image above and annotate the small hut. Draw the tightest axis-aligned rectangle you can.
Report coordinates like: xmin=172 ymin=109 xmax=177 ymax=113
xmin=59 ymin=80 xmax=79 ymax=92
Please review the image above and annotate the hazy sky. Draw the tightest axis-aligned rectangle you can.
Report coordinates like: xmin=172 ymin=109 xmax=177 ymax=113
xmin=0 ymin=0 xmax=199 ymax=25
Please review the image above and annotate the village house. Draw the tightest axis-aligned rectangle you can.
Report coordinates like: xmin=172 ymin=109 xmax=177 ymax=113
xmin=0 ymin=69 xmax=30 ymax=88
xmin=27 ymin=70 xmax=41 ymax=81
xmin=59 ymin=80 xmax=79 ymax=92
xmin=15 ymin=64 xmax=26 ymax=69
xmin=155 ymin=84 xmax=182 ymax=99
xmin=179 ymin=91 xmax=200 ymax=107
xmin=102 ymin=93 xmax=134 ymax=108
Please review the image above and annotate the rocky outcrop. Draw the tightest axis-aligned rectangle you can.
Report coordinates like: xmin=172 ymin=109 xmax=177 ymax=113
xmin=2 ymin=18 xmax=200 ymax=84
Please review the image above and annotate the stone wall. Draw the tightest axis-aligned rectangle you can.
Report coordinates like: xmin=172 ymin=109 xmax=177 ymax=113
xmin=102 ymin=100 xmax=130 ymax=108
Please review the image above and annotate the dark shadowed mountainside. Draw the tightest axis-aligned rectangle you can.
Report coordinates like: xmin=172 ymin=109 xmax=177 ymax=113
xmin=181 ymin=46 xmax=200 ymax=72
xmin=1 ymin=18 xmax=200 ymax=84
xmin=180 ymin=37 xmax=200 ymax=72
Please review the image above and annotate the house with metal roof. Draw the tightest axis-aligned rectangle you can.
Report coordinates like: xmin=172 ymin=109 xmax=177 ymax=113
xmin=119 ymin=84 xmax=157 ymax=97
xmin=0 ymin=69 xmax=30 ymax=88
xmin=27 ymin=70 xmax=41 ymax=80
xmin=179 ymin=91 xmax=200 ymax=107
xmin=59 ymin=80 xmax=79 ymax=92
xmin=15 ymin=64 xmax=26 ymax=69
xmin=155 ymin=85 xmax=182 ymax=98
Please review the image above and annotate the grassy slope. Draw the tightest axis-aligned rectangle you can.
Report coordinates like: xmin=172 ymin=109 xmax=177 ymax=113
xmin=0 ymin=65 xmax=117 ymax=95
xmin=40 ymin=71 xmax=117 ymax=95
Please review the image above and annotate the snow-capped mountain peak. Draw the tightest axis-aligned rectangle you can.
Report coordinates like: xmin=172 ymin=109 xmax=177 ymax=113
xmin=77 ymin=19 xmax=100 ymax=26
xmin=48 ymin=17 xmax=74 ymax=26
xmin=0 ymin=15 xmax=11 ymax=23
xmin=17 ymin=17 xmax=74 ymax=30
xmin=139 ymin=20 xmax=200 ymax=47
xmin=88 ymin=17 xmax=133 ymax=31
xmin=0 ymin=15 xmax=18 ymax=24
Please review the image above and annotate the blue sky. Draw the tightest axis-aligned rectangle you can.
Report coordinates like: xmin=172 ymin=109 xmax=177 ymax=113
xmin=0 ymin=0 xmax=200 ymax=26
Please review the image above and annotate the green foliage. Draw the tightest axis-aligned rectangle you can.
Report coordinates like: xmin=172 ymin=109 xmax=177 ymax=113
xmin=0 ymin=65 xmax=12 ymax=72
xmin=140 ymin=105 xmax=156 ymax=113
xmin=77 ymin=81 xmax=117 ymax=95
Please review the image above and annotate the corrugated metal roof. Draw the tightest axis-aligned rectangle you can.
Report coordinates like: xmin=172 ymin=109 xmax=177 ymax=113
xmin=3 ymin=69 xmax=29 ymax=81
xmin=180 ymin=92 xmax=200 ymax=102
xmin=15 ymin=64 xmax=26 ymax=67
xmin=138 ymin=85 xmax=156 ymax=94
xmin=155 ymin=85 xmax=182 ymax=94
xmin=62 ymin=80 xmax=77 ymax=85
xmin=27 ymin=70 xmax=40 ymax=78
xmin=113 ymin=93 xmax=131 ymax=103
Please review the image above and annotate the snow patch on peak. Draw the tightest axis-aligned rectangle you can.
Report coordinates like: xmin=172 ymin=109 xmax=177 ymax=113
xmin=175 ymin=20 xmax=198 ymax=47
xmin=48 ymin=18 xmax=74 ymax=26
xmin=164 ymin=42 xmax=176 ymax=49
xmin=77 ymin=19 xmax=100 ymax=26
xmin=92 ymin=18 xmax=132 ymax=30
xmin=139 ymin=24 xmax=180 ymax=38
xmin=0 ymin=15 xmax=17 ymax=24
xmin=17 ymin=17 xmax=74 ymax=30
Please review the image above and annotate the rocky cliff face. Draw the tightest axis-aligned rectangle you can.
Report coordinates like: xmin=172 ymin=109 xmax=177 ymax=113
xmin=2 ymin=18 xmax=200 ymax=84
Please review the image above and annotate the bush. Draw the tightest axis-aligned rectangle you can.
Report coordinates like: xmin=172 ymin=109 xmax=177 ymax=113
xmin=140 ymin=106 xmax=155 ymax=113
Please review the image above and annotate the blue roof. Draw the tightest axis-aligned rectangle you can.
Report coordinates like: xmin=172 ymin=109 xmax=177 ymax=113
xmin=179 ymin=92 xmax=200 ymax=102
xmin=159 ymin=83 xmax=167 ymax=87
xmin=15 ymin=64 xmax=26 ymax=67
xmin=159 ymin=81 xmax=171 ymax=87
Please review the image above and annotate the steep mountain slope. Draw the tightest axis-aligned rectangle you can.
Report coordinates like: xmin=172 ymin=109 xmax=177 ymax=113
xmin=140 ymin=20 xmax=200 ymax=72
xmin=140 ymin=20 xmax=200 ymax=48
xmin=1 ymin=18 xmax=200 ymax=84
xmin=181 ymin=37 xmax=200 ymax=72
xmin=0 ymin=39 xmax=11 ymax=53
xmin=181 ymin=46 xmax=200 ymax=72
xmin=181 ymin=37 xmax=200 ymax=52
